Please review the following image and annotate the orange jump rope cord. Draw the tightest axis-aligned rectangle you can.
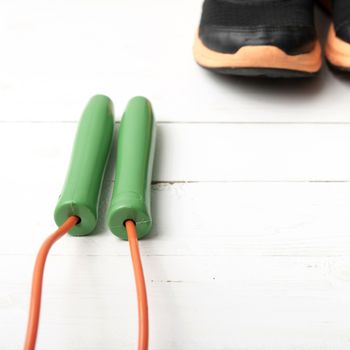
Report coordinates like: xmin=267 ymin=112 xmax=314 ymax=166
xmin=23 ymin=216 xmax=80 ymax=350
xmin=125 ymin=220 xmax=149 ymax=350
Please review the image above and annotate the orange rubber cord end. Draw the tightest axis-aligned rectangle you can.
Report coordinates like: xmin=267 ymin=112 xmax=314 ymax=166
xmin=23 ymin=216 xmax=80 ymax=350
xmin=125 ymin=220 xmax=149 ymax=350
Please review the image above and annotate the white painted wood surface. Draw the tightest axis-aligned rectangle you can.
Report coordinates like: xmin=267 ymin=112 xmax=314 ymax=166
xmin=1 ymin=1 xmax=350 ymax=349
xmin=0 ymin=0 xmax=348 ymax=124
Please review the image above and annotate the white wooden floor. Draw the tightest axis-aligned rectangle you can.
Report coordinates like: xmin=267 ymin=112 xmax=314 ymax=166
xmin=1 ymin=1 xmax=350 ymax=349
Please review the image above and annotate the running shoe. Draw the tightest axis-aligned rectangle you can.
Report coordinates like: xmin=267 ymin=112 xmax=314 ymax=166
xmin=193 ymin=0 xmax=322 ymax=77
xmin=320 ymin=0 xmax=350 ymax=72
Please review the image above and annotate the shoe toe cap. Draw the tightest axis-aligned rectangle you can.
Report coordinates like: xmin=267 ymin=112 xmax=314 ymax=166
xmin=199 ymin=25 xmax=317 ymax=55
xmin=336 ymin=24 xmax=350 ymax=44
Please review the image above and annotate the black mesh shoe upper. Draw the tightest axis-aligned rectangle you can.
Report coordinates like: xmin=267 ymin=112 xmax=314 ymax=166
xmin=199 ymin=0 xmax=317 ymax=55
xmin=333 ymin=0 xmax=350 ymax=43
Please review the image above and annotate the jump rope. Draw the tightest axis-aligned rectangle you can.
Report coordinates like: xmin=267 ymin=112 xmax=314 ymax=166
xmin=23 ymin=95 xmax=156 ymax=350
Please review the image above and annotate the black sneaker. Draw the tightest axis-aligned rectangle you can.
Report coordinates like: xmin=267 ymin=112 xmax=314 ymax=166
xmin=193 ymin=0 xmax=322 ymax=78
xmin=319 ymin=0 xmax=350 ymax=72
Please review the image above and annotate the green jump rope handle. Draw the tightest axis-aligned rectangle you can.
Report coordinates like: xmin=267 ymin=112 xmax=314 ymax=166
xmin=54 ymin=95 xmax=115 ymax=236
xmin=107 ymin=96 xmax=156 ymax=240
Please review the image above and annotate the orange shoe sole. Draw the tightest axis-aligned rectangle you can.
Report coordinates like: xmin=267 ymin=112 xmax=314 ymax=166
xmin=325 ymin=24 xmax=350 ymax=71
xmin=193 ymin=33 xmax=322 ymax=78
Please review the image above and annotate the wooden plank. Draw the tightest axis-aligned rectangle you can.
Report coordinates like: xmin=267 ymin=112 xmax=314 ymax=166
xmin=2 ymin=125 xmax=350 ymax=348
xmin=1 ymin=181 xmax=350 ymax=257
xmin=2 ymin=123 xmax=350 ymax=184
xmin=2 ymin=123 xmax=350 ymax=257
xmin=2 ymin=255 xmax=350 ymax=349
xmin=0 ymin=1 xmax=348 ymax=123
xmin=2 ymin=0 xmax=350 ymax=349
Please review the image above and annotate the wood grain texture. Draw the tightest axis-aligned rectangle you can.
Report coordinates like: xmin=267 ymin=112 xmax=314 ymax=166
xmin=3 ymin=255 xmax=350 ymax=350
xmin=1 ymin=123 xmax=350 ymax=184
xmin=1 ymin=123 xmax=350 ymax=348
xmin=0 ymin=0 xmax=347 ymax=123
xmin=1 ymin=0 xmax=350 ymax=349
